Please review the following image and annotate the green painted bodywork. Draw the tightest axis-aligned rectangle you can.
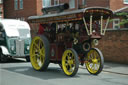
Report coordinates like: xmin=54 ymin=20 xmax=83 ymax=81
xmin=0 ymin=27 xmax=31 ymax=57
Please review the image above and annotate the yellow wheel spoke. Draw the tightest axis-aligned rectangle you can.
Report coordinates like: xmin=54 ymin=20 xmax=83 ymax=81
xmin=65 ymin=63 xmax=68 ymax=67
xmin=69 ymin=60 xmax=74 ymax=65
xmin=33 ymin=56 xmax=37 ymax=63
xmin=40 ymin=55 xmax=44 ymax=63
xmin=96 ymin=64 xmax=99 ymax=70
xmin=69 ymin=66 xmax=73 ymax=72
xmin=40 ymin=51 xmax=45 ymax=57
xmin=91 ymin=63 xmax=94 ymax=69
xmin=39 ymin=40 xmax=41 ymax=48
xmin=34 ymin=43 xmax=39 ymax=49
xmin=93 ymin=51 xmax=97 ymax=59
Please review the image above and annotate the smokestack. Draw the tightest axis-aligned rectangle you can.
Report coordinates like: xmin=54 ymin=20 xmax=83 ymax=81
xmin=42 ymin=3 xmax=69 ymax=14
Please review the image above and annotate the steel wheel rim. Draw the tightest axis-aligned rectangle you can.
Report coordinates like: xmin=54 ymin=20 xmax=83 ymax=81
xmin=86 ymin=49 xmax=100 ymax=74
xmin=30 ymin=36 xmax=45 ymax=70
xmin=62 ymin=50 xmax=75 ymax=75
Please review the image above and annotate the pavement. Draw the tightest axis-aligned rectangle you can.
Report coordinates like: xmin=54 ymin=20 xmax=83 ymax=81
xmin=79 ymin=62 xmax=128 ymax=75
xmin=103 ymin=62 xmax=128 ymax=75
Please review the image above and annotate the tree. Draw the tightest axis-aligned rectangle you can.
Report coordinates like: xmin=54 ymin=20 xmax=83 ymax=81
xmin=115 ymin=12 xmax=128 ymax=25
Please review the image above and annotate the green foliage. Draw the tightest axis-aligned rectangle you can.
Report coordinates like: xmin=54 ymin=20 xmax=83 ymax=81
xmin=116 ymin=12 xmax=128 ymax=16
xmin=115 ymin=12 xmax=128 ymax=25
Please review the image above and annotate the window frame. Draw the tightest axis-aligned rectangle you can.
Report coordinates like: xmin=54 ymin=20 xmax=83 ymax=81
xmin=43 ymin=0 xmax=51 ymax=8
xmin=19 ymin=0 xmax=23 ymax=9
xmin=14 ymin=0 xmax=18 ymax=10
xmin=82 ymin=0 xmax=86 ymax=5
xmin=113 ymin=18 xmax=120 ymax=29
xmin=0 ymin=0 xmax=3 ymax=4
xmin=54 ymin=0 xmax=59 ymax=6
xmin=69 ymin=0 xmax=75 ymax=9
xmin=124 ymin=0 xmax=128 ymax=4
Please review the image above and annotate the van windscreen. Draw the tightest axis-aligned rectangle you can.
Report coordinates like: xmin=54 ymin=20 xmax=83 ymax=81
xmin=18 ymin=29 xmax=30 ymax=38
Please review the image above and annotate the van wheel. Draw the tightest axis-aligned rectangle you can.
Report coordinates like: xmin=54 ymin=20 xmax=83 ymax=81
xmin=26 ymin=56 xmax=30 ymax=62
xmin=0 ymin=51 xmax=7 ymax=62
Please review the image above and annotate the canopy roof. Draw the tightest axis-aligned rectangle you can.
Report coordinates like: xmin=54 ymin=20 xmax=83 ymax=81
xmin=28 ymin=7 xmax=113 ymax=24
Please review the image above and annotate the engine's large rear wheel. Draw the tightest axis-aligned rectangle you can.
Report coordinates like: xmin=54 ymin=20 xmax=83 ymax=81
xmin=85 ymin=48 xmax=104 ymax=75
xmin=62 ymin=48 xmax=79 ymax=77
xmin=30 ymin=35 xmax=50 ymax=71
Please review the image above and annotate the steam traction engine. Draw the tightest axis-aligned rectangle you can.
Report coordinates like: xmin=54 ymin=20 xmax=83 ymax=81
xmin=28 ymin=3 xmax=113 ymax=76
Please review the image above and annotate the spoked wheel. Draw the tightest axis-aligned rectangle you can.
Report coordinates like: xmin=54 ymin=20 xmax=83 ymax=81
xmin=85 ymin=48 xmax=104 ymax=75
xmin=30 ymin=35 xmax=50 ymax=71
xmin=62 ymin=48 xmax=79 ymax=77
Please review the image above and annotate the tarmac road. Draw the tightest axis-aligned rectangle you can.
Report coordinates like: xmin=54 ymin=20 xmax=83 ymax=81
xmin=0 ymin=58 xmax=128 ymax=85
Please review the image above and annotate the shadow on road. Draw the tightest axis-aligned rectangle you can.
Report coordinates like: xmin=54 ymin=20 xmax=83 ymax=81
xmin=0 ymin=58 xmax=26 ymax=64
xmin=0 ymin=58 xmax=94 ymax=79
xmin=2 ymin=65 xmax=85 ymax=80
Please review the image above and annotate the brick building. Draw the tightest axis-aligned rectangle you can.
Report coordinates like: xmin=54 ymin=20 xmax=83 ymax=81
xmin=0 ymin=0 xmax=3 ymax=18
xmin=3 ymin=0 xmax=128 ymax=20
xmin=3 ymin=0 xmax=42 ymax=20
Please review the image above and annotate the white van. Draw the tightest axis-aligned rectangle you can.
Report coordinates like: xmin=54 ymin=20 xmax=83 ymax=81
xmin=0 ymin=19 xmax=31 ymax=62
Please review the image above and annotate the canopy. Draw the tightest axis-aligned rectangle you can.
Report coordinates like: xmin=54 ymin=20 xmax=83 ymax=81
xmin=28 ymin=7 xmax=113 ymax=24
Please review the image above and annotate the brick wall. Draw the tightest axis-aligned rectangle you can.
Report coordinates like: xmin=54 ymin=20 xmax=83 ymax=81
xmin=110 ymin=0 xmax=128 ymax=11
xmin=97 ymin=29 xmax=128 ymax=64
xmin=4 ymin=0 xmax=40 ymax=20
xmin=36 ymin=0 xmax=42 ymax=16
xmin=86 ymin=0 xmax=109 ymax=8
xmin=0 ymin=4 xmax=3 ymax=18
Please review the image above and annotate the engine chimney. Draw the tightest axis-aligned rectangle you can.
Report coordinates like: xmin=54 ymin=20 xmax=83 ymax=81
xmin=42 ymin=3 xmax=69 ymax=14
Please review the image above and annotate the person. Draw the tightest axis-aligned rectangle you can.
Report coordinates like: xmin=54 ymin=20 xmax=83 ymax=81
xmin=38 ymin=24 xmax=44 ymax=35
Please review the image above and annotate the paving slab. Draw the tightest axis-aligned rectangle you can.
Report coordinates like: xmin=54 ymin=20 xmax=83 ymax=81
xmin=103 ymin=62 xmax=128 ymax=75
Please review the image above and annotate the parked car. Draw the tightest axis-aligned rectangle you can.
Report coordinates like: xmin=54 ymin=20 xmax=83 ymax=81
xmin=0 ymin=19 xmax=31 ymax=62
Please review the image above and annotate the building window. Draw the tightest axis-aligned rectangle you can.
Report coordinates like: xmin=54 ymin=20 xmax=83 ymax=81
xmin=43 ymin=0 xmax=51 ymax=8
xmin=20 ymin=0 xmax=23 ymax=9
xmin=54 ymin=0 xmax=59 ymax=5
xmin=69 ymin=0 xmax=75 ymax=9
xmin=113 ymin=19 xmax=120 ymax=29
xmin=82 ymin=0 xmax=86 ymax=5
xmin=14 ymin=0 xmax=18 ymax=10
xmin=124 ymin=0 xmax=128 ymax=4
xmin=0 ymin=0 xmax=3 ymax=4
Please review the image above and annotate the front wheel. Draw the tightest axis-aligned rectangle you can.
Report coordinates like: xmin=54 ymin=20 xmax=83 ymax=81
xmin=85 ymin=48 xmax=104 ymax=75
xmin=62 ymin=48 xmax=79 ymax=77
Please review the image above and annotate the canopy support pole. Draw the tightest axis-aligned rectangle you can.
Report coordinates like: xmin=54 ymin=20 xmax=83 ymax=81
xmin=100 ymin=16 xmax=103 ymax=35
xmin=83 ymin=17 xmax=90 ymax=35
xmin=90 ymin=15 xmax=93 ymax=35
xmin=56 ymin=23 xmax=58 ymax=33
xmin=103 ymin=17 xmax=110 ymax=35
